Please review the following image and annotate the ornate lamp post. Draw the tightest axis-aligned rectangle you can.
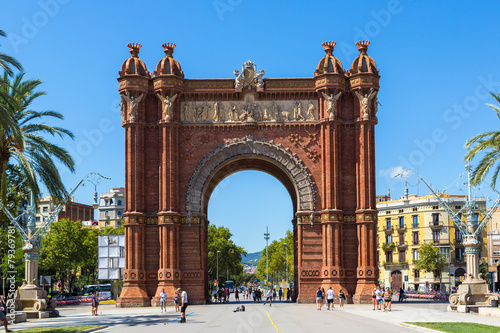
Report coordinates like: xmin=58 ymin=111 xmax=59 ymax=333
xmin=398 ymin=166 xmax=500 ymax=311
xmin=264 ymin=226 xmax=270 ymax=283
xmin=0 ymin=172 xmax=109 ymax=312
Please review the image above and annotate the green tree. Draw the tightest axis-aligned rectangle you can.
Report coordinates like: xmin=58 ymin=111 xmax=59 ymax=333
xmin=207 ymin=225 xmax=246 ymax=285
xmin=256 ymin=230 xmax=294 ymax=283
xmin=414 ymin=242 xmax=447 ymax=289
xmin=39 ymin=218 xmax=89 ymax=292
xmin=0 ymin=72 xmax=75 ymax=200
xmin=465 ymin=92 xmax=500 ymax=188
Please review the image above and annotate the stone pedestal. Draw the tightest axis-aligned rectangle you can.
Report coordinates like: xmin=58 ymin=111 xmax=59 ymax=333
xmin=448 ymin=242 xmax=500 ymax=311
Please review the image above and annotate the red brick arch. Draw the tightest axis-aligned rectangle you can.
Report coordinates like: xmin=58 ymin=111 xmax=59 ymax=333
xmin=116 ymin=41 xmax=380 ymax=306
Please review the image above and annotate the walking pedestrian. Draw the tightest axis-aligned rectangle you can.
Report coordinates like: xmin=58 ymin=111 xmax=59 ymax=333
xmin=398 ymin=287 xmax=404 ymax=303
xmin=316 ymin=287 xmax=322 ymax=310
xmin=159 ymin=289 xmax=167 ymax=313
xmin=0 ymin=295 xmax=12 ymax=332
xmin=384 ymin=288 xmax=392 ymax=312
xmin=278 ymin=288 xmax=283 ymax=301
xmin=321 ymin=288 xmax=326 ymax=309
xmin=326 ymin=287 xmax=335 ymax=310
xmin=286 ymin=288 xmax=291 ymax=302
xmin=174 ymin=290 xmax=180 ymax=312
xmin=376 ymin=286 xmax=384 ymax=311
xmin=235 ymin=288 xmax=239 ymax=301
xmin=372 ymin=287 xmax=377 ymax=310
xmin=91 ymin=291 xmax=99 ymax=316
xmin=338 ymin=289 xmax=346 ymax=309
xmin=179 ymin=288 xmax=188 ymax=323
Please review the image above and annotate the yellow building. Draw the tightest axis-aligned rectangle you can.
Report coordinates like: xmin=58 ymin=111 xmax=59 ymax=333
xmin=377 ymin=193 xmax=487 ymax=293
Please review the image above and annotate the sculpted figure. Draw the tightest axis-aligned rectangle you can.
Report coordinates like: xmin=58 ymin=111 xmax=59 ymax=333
xmin=156 ymin=93 xmax=177 ymax=121
xmin=213 ymin=101 xmax=221 ymax=122
xmin=234 ymin=70 xmax=243 ymax=88
xmin=271 ymin=102 xmax=280 ymax=121
xmin=321 ymin=91 xmax=342 ymax=118
xmin=194 ymin=104 xmax=204 ymax=122
xmin=121 ymin=91 xmax=144 ymax=121
xmin=293 ymin=101 xmax=305 ymax=121
xmin=355 ymin=88 xmax=377 ymax=118
xmin=182 ymin=103 xmax=190 ymax=121
xmin=256 ymin=69 xmax=265 ymax=88
xmin=306 ymin=102 xmax=316 ymax=121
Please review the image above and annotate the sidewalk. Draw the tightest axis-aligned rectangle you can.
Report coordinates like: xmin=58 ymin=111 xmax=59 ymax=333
xmin=9 ymin=299 xmax=500 ymax=332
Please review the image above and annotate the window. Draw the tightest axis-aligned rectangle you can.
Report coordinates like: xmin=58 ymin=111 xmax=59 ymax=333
xmin=399 ymin=250 xmax=406 ymax=262
xmin=43 ymin=206 xmax=48 ymax=212
xmin=36 ymin=216 xmax=40 ymax=222
xmin=399 ymin=216 xmax=404 ymax=229
xmin=117 ymin=200 xmax=122 ymax=206
xmin=439 ymin=247 xmax=450 ymax=260
xmin=473 ymin=213 xmax=479 ymax=224
xmin=455 ymin=205 xmax=462 ymax=210
xmin=386 ymin=210 xmax=390 ymax=214
xmin=456 ymin=248 xmax=464 ymax=261
xmin=412 ymin=215 xmax=419 ymax=228
xmin=109 ymin=257 xmax=119 ymax=268
xmin=455 ymin=229 xmax=462 ymax=243
xmin=412 ymin=207 xmax=418 ymax=212
xmin=386 ymin=234 xmax=392 ymax=244
xmin=399 ymin=209 xmax=403 ymax=213
xmin=116 ymin=221 xmax=122 ymax=226
xmin=432 ymin=205 xmax=439 ymax=210
xmin=414 ymin=269 xmax=420 ymax=278
xmin=399 ymin=233 xmax=405 ymax=244
xmin=386 ymin=251 xmax=393 ymax=263
xmin=105 ymin=211 xmax=109 ymax=218
xmin=433 ymin=230 xmax=440 ymax=243
xmin=493 ymin=250 xmax=500 ymax=255
xmin=412 ymin=231 xmax=419 ymax=245
xmin=105 ymin=221 xmax=110 ymax=227
xmin=386 ymin=218 xmax=391 ymax=229
xmin=432 ymin=213 xmax=439 ymax=226
xmin=413 ymin=249 xmax=420 ymax=261
xmin=117 ymin=210 xmax=122 ymax=217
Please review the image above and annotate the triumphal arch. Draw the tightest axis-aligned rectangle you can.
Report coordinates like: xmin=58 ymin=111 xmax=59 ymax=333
xmin=116 ymin=40 xmax=380 ymax=306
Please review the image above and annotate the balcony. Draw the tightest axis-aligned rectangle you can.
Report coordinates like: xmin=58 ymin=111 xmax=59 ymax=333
xmin=433 ymin=239 xmax=441 ymax=245
xmin=412 ymin=240 xmax=420 ymax=245
xmin=397 ymin=225 xmax=407 ymax=233
xmin=451 ymin=258 xmax=465 ymax=265
xmin=383 ymin=262 xmax=409 ymax=269
xmin=396 ymin=242 xmax=408 ymax=249
xmin=382 ymin=243 xmax=396 ymax=251
xmin=429 ymin=221 xmax=445 ymax=229
xmin=383 ymin=226 xmax=393 ymax=234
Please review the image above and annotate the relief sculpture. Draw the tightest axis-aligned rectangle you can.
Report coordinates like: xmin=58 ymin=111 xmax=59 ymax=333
xmin=180 ymin=99 xmax=318 ymax=123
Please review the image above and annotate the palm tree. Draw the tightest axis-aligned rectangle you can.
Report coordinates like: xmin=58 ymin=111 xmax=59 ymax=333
xmin=0 ymin=72 xmax=75 ymax=200
xmin=465 ymin=92 xmax=500 ymax=188
xmin=0 ymin=29 xmax=23 ymax=147
xmin=0 ymin=29 xmax=22 ymax=76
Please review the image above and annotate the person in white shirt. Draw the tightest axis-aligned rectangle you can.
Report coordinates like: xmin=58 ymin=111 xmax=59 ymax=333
xmin=376 ymin=286 xmax=384 ymax=311
xmin=159 ymin=289 xmax=167 ymax=313
xmin=179 ymin=288 xmax=188 ymax=323
xmin=326 ymin=287 xmax=335 ymax=310
xmin=263 ymin=289 xmax=273 ymax=307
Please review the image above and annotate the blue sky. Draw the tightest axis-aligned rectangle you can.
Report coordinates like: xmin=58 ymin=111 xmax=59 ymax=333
xmin=2 ymin=0 xmax=500 ymax=252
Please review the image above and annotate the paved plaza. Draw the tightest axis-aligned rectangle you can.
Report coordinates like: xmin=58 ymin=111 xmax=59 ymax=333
xmin=9 ymin=298 xmax=500 ymax=332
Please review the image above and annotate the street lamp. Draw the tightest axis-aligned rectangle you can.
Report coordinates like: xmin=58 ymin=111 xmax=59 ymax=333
xmin=264 ymin=227 xmax=270 ymax=283
xmin=216 ymin=250 xmax=220 ymax=284
xmin=286 ymin=245 xmax=289 ymax=283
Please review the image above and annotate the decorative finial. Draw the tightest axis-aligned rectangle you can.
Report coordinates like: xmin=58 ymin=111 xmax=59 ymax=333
xmin=322 ymin=41 xmax=336 ymax=55
xmin=355 ymin=40 xmax=370 ymax=54
xmin=162 ymin=42 xmax=176 ymax=56
xmin=127 ymin=43 xmax=142 ymax=57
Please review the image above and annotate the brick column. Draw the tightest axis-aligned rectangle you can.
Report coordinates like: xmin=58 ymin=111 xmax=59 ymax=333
xmin=353 ymin=118 xmax=379 ymax=303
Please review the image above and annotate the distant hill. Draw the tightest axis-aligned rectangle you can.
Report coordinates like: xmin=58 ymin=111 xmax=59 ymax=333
xmin=241 ymin=251 xmax=262 ymax=265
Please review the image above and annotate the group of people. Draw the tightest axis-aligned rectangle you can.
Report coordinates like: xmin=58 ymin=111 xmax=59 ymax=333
xmin=158 ymin=288 xmax=188 ymax=322
xmin=315 ymin=287 xmax=346 ymax=310
xmin=372 ymin=286 xmax=393 ymax=311
xmin=0 ymin=295 xmax=12 ymax=332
